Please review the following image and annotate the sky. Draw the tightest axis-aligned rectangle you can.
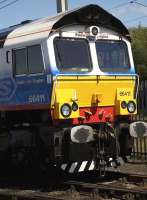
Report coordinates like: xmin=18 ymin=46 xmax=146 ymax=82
xmin=0 ymin=0 xmax=147 ymax=30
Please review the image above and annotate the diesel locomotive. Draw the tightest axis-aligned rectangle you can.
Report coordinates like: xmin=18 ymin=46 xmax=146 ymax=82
xmin=0 ymin=4 xmax=138 ymax=173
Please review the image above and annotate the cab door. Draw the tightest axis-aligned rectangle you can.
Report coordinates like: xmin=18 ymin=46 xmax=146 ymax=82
xmin=11 ymin=44 xmax=52 ymax=108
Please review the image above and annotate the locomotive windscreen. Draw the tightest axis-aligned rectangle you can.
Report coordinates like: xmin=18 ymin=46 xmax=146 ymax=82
xmin=96 ymin=40 xmax=130 ymax=72
xmin=54 ymin=38 xmax=92 ymax=72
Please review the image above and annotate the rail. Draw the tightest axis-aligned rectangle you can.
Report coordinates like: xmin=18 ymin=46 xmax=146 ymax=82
xmin=0 ymin=170 xmax=146 ymax=199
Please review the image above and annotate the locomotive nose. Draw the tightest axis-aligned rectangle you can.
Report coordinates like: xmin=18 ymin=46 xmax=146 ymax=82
xmin=51 ymin=75 xmax=137 ymax=124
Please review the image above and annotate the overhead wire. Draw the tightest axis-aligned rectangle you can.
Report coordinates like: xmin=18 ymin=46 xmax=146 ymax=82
xmin=130 ymin=0 xmax=147 ymax=8
xmin=108 ymin=0 xmax=147 ymax=11
xmin=0 ymin=0 xmax=21 ymax=11
xmin=0 ymin=0 xmax=10 ymax=4
xmin=108 ymin=0 xmax=147 ymax=25
xmin=108 ymin=1 xmax=131 ymax=10
xmin=124 ymin=1 xmax=147 ymax=24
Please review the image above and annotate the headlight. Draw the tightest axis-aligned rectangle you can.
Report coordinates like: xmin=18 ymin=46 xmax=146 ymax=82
xmin=60 ymin=103 xmax=71 ymax=117
xmin=72 ymin=102 xmax=78 ymax=111
xmin=127 ymin=101 xmax=136 ymax=113
xmin=121 ymin=101 xmax=127 ymax=109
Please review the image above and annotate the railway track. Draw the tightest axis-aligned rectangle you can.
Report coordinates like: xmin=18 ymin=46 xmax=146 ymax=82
xmin=0 ymin=187 xmax=91 ymax=200
xmin=0 ymin=169 xmax=146 ymax=199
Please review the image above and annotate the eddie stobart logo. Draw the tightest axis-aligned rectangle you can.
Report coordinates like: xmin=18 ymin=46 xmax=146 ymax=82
xmin=0 ymin=78 xmax=16 ymax=101
xmin=119 ymin=91 xmax=131 ymax=97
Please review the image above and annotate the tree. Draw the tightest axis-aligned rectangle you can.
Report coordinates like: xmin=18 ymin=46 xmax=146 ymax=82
xmin=129 ymin=26 xmax=147 ymax=79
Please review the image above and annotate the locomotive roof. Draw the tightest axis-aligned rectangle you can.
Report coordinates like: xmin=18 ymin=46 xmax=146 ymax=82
xmin=4 ymin=4 xmax=130 ymax=47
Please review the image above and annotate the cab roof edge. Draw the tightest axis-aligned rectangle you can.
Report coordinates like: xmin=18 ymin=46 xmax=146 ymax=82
xmin=51 ymin=4 xmax=131 ymax=41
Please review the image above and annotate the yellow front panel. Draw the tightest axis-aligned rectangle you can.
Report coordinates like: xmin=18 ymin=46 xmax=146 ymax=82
xmin=116 ymin=100 xmax=137 ymax=115
xmin=54 ymin=89 xmax=79 ymax=119
xmin=51 ymin=75 xmax=137 ymax=119
xmin=117 ymin=88 xmax=134 ymax=100
xmin=116 ymin=88 xmax=137 ymax=115
xmin=53 ymin=76 xmax=136 ymax=107
xmin=52 ymin=76 xmax=135 ymax=119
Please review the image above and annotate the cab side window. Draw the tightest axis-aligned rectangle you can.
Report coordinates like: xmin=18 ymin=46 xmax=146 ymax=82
xmin=14 ymin=48 xmax=27 ymax=75
xmin=28 ymin=45 xmax=44 ymax=74
xmin=13 ymin=45 xmax=44 ymax=75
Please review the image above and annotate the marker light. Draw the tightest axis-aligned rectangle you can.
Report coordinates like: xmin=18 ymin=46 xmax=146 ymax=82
xmin=61 ymin=103 xmax=71 ymax=117
xmin=72 ymin=102 xmax=78 ymax=112
xmin=121 ymin=101 xmax=127 ymax=109
xmin=127 ymin=101 xmax=136 ymax=113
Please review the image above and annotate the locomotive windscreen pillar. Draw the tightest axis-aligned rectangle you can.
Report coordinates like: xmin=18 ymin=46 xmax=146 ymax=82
xmin=56 ymin=0 xmax=68 ymax=13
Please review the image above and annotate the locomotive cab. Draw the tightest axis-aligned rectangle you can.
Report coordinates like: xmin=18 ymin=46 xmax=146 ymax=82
xmin=50 ymin=27 xmax=137 ymax=121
